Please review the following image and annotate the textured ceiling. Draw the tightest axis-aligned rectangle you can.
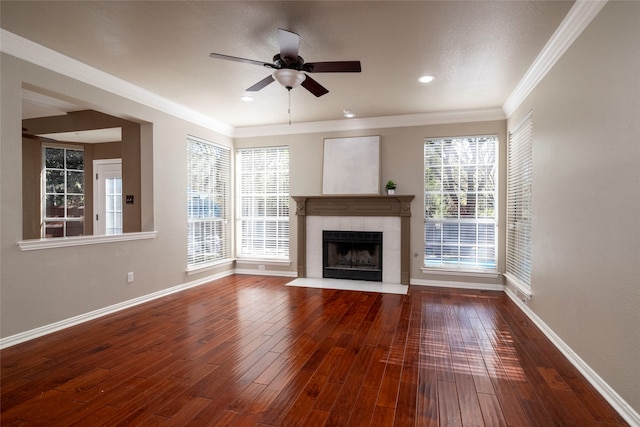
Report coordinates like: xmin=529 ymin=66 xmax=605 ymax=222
xmin=2 ymin=1 xmax=574 ymax=128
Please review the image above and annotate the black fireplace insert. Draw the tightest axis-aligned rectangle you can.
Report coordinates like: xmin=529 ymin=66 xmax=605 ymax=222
xmin=322 ymin=230 xmax=382 ymax=282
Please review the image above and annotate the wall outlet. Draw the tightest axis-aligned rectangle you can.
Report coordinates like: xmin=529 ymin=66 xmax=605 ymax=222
xmin=258 ymin=265 xmax=266 ymax=271
xmin=127 ymin=272 xmax=134 ymax=283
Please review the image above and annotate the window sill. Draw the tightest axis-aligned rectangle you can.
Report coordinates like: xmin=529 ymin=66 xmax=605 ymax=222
xmin=186 ymin=258 xmax=235 ymax=276
xmin=235 ymin=258 xmax=291 ymax=266
xmin=504 ymin=272 xmax=532 ymax=298
xmin=17 ymin=231 xmax=158 ymax=251
xmin=420 ymin=267 xmax=501 ymax=280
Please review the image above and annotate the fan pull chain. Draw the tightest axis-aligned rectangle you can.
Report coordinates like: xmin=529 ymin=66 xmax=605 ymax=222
xmin=288 ymin=89 xmax=292 ymax=125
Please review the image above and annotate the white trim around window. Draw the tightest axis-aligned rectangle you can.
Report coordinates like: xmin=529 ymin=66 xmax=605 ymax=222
xmin=187 ymin=136 xmax=232 ymax=268
xmin=236 ymin=146 xmax=290 ymax=261
xmin=506 ymin=111 xmax=533 ymax=294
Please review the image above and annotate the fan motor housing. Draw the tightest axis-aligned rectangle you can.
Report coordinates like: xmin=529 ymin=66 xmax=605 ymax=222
xmin=272 ymin=54 xmax=304 ymax=70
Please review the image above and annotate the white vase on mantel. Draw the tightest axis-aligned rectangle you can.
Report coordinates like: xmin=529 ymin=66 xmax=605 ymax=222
xmin=387 ymin=189 xmax=395 ymax=195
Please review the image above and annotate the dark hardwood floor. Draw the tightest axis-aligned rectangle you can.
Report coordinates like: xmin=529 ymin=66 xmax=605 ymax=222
xmin=1 ymin=275 xmax=627 ymax=426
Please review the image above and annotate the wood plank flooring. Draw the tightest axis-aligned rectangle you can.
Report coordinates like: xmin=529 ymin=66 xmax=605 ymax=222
xmin=1 ymin=275 xmax=628 ymax=426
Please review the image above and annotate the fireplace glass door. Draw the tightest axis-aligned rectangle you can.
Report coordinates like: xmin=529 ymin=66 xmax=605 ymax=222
xmin=323 ymin=231 xmax=382 ymax=282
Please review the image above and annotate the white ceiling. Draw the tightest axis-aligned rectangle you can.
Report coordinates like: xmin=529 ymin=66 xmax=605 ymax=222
xmin=2 ymin=1 xmax=575 ymax=129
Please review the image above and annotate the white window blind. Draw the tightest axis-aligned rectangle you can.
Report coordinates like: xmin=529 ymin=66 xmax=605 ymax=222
xmin=237 ymin=146 xmax=289 ymax=259
xmin=506 ymin=112 xmax=533 ymax=290
xmin=187 ymin=136 xmax=231 ymax=267
xmin=42 ymin=145 xmax=85 ymax=238
xmin=424 ymin=136 xmax=497 ymax=270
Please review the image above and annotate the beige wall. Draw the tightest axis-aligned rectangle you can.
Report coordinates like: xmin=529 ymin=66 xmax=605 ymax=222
xmin=1 ymin=54 xmax=234 ymax=338
xmin=506 ymin=1 xmax=640 ymax=413
xmin=235 ymin=121 xmax=507 ymax=285
xmin=21 ymin=137 xmax=41 ymax=238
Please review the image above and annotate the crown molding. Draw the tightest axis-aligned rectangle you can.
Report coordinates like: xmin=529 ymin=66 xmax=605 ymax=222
xmin=502 ymin=0 xmax=608 ymax=118
xmin=0 ymin=29 xmax=234 ymax=136
xmin=232 ymin=108 xmax=506 ymax=138
xmin=4 ymin=0 xmax=608 ymax=139
xmin=1 ymin=28 xmax=505 ymax=139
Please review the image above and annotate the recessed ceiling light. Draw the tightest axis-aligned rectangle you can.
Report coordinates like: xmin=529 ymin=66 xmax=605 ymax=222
xmin=343 ymin=109 xmax=356 ymax=118
xmin=240 ymin=94 xmax=253 ymax=102
xmin=418 ymin=75 xmax=436 ymax=84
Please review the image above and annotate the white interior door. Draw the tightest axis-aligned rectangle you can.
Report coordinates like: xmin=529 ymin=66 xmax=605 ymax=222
xmin=94 ymin=159 xmax=123 ymax=235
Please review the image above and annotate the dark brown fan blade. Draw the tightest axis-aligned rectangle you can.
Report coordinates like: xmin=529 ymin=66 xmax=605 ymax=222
xmin=22 ymin=132 xmax=57 ymax=143
xmin=278 ymin=28 xmax=300 ymax=61
xmin=301 ymin=75 xmax=329 ymax=97
xmin=209 ymin=52 xmax=271 ymax=68
xmin=304 ymin=61 xmax=361 ymax=73
xmin=246 ymin=75 xmax=275 ymax=92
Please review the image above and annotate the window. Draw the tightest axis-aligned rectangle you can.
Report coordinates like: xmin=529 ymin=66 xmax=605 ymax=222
xmin=506 ymin=112 xmax=533 ymax=290
xmin=187 ymin=136 xmax=231 ymax=267
xmin=424 ymin=136 xmax=497 ymax=270
xmin=42 ymin=145 xmax=84 ymax=237
xmin=237 ymin=146 xmax=289 ymax=259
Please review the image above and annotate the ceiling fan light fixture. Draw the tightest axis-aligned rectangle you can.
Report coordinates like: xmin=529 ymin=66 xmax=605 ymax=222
xmin=240 ymin=94 xmax=254 ymax=102
xmin=343 ymin=109 xmax=356 ymax=118
xmin=273 ymin=69 xmax=306 ymax=89
xmin=418 ymin=75 xmax=436 ymax=84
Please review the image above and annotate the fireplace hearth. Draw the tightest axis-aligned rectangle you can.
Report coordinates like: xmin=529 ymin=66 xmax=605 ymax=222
xmin=323 ymin=231 xmax=382 ymax=282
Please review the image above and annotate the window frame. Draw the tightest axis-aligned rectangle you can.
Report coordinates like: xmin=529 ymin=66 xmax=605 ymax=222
xmin=41 ymin=143 xmax=85 ymax=238
xmin=505 ymin=111 xmax=533 ymax=294
xmin=236 ymin=146 xmax=290 ymax=261
xmin=186 ymin=136 xmax=232 ymax=270
xmin=423 ymin=135 xmax=498 ymax=272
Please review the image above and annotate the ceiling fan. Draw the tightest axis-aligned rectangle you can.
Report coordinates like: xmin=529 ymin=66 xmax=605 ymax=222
xmin=209 ymin=28 xmax=361 ymax=97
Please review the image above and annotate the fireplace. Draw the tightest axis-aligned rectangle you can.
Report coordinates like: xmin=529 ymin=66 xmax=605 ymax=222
xmin=323 ymin=231 xmax=382 ymax=281
xmin=292 ymin=195 xmax=415 ymax=285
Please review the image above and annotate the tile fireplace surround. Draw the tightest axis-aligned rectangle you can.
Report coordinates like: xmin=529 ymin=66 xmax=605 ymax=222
xmin=292 ymin=195 xmax=415 ymax=285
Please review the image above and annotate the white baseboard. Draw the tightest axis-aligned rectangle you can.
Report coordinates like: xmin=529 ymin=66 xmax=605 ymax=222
xmin=0 ymin=270 xmax=234 ymax=350
xmin=504 ymin=287 xmax=640 ymax=427
xmin=411 ymin=278 xmax=505 ymax=292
